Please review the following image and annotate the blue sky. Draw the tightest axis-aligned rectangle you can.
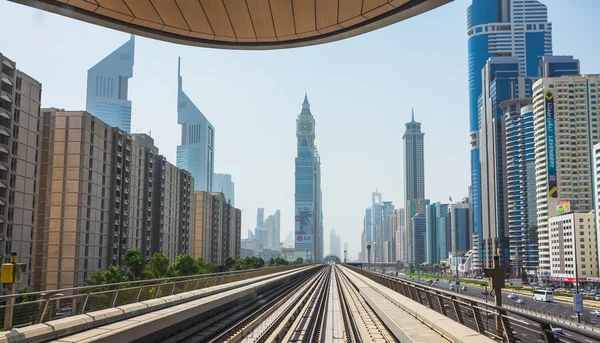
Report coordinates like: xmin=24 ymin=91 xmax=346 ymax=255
xmin=1 ymin=0 xmax=598 ymax=259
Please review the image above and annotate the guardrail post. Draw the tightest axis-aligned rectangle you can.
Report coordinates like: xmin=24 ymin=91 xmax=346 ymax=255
xmin=80 ymin=293 xmax=91 ymax=315
xmin=450 ymin=295 xmax=464 ymax=324
xmin=155 ymin=284 xmax=162 ymax=299
xmin=111 ymin=289 xmax=120 ymax=307
xmin=437 ymin=293 xmax=447 ymax=316
xmin=470 ymin=301 xmax=485 ymax=334
xmin=184 ymin=280 xmax=191 ymax=292
xmin=34 ymin=298 xmax=51 ymax=324
xmin=424 ymin=290 xmax=434 ymax=308
xmin=134 ymin=286 xmax=144 ymax=302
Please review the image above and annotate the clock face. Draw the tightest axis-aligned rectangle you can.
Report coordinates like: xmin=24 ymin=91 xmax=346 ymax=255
xmin=300 ymin=122 xmax=311 ymax=131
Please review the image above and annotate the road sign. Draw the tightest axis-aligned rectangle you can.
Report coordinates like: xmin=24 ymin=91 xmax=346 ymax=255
xmin=574 ymin=294 xmax=583 ymax=313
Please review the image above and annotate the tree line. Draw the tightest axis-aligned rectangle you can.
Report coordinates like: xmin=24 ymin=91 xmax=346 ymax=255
xmin=85 ymin=249 xmax=306 ymax=285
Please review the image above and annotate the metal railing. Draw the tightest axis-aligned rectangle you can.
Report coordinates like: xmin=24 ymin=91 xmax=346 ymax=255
xmin=347 ymin=266 xmax=600 ymax=343
xmin=0 ymin=264 xmax=305 ymax=331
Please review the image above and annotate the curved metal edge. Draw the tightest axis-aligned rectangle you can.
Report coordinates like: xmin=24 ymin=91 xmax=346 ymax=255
xmin=9 ymin=0 xmax=452 ymax=51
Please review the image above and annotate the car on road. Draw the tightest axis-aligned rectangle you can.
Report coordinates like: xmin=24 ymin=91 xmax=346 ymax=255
xmin=539 ymin=326 xmax=563 ymax=342
xmin=461 ymin=286 xmax=467 ymax=291
xmin=590 ymin=309 xmax=600 ymax=317
xmin=55 ymin=308 xmax=73 ymax=319
xmin=485 ymin=311 xmax=495 ymax=318
xmin=481 ymin=290 xmax=489 ymax=295
xmin=516 ymin=299 xmax=526 ymax=305
xmin=570 ymin=313 xmax=579 ymax=320
xmin=507 ymin=293 xmax=518 ymax=299
xmin=449 ymin=285 xmax=455 ymax=291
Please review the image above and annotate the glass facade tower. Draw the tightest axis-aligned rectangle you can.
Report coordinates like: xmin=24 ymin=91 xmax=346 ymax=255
xmin=294 ymin=94 xmax=323 ymax=261
xmin=176 ymin=57 xmax=215 ymax=192
xmin=467 ymin=0 xmax=553 ymax=261
xmin=86 ymin=35 xmax=135 ymax=132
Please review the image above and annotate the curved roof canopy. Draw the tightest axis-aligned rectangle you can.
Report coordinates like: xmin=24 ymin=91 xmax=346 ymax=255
xmin=11 ymin=0 xmax=452 ymax=50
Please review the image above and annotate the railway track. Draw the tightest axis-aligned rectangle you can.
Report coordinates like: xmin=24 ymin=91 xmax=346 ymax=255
xmin=163 ymin=264 xmax=398 ymax=343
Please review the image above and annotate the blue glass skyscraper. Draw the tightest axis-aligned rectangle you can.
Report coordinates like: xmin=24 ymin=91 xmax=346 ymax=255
xmin=467 ymin=0 xmax=552 ymax=266
xmin=176 ymin=57 xmax=215 ymax=192
xmin=294 ymin=94 xmax=323 ymax=261
xmin=86 ymin=35 xmax=135 ymax=132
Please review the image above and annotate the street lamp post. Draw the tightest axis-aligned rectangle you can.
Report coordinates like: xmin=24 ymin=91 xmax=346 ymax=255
xmin=366 ymin=244 xmax=371 ymax=271
xmin=344 ymin=250 xmax=347 ymax=263
xmin=573 ymin=225 xmax=581 ymax=323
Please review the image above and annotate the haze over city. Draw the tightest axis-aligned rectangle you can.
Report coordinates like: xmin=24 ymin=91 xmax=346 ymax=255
xmin=0 ymin=0 xmax=598 ymax=260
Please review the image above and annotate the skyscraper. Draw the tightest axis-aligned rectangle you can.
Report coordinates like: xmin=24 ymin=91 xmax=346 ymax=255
xmin=395 ymin=208 xmax=405 ymax=263
xmin=294 ymin=94 xmax=323 ymax=261
xmin=411 ymin=213 xmax=427 ymax=267
xmin=330 ymin=229 xmax=341 ymax=257
xmin=406 ymin=198 xmax=430 ymax=265
xmin=403 ymin=110 xmax=425 ymax=201
xmin=403 ymin=110 xmax=427 ymax=266
xmin=176 ymin=57 xmax=215 ymax=192
xmin=449 ymin=202 xmax=471 ymax=257
xmin=371 ymin=191 xmax=382 ymax=261
xmin=381 ymin=201 xmax=395 ymax=262
xmin=86 ymin=35 xmax=134 ymax=133
xmin=467 ymin=0 xmax=553 ymax=260
xmin=502 ymin=98 xmax=537 ymax=275
xmin=479 ymin=57 xmax=528 ymax=270
xmin=425 ymin=202 xmax=449 ymax=265
xmin=257 ymin=208 xmax=264 ymax=228
xmin=212 ymin=173 xmax=235 ymax=206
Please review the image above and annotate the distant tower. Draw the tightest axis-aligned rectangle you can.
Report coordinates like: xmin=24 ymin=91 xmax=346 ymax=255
xmin=294 ymin=94 xmax=323 ymax=261
xmin=176 ymin=57 xmax=215 ymax=191
xmin=86 ymin=35 xmax=135 ymax=132
xmin=403 ymin=109 xmax=425 ymax=201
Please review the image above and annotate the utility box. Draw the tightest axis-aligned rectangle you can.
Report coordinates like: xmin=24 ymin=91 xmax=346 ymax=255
xmin=1 ymin=264 xmax=14 ymax=283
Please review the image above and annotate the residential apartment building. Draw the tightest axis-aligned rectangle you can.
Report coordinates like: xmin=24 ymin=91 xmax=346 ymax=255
xmin=0 ymin=54 xmax=42 ymax=290
xmin=533 ymin=74 xmax=600 ymax=276
xmin=153 ymin=156 xmax=193 ymax=262
xmin=549 ymin=212 xmax=598 ymax=280
xmin=34 ymin=110 xmax=192 ymax=290
xmin=593 ymin=143 xmax=600 ymax=275
xmin=192 ymin=191 xmax=241 ymax=265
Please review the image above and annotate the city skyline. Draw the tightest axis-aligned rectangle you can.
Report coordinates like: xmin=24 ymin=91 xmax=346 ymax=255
xmin=1 ymin=0 xmax=598 ymax=258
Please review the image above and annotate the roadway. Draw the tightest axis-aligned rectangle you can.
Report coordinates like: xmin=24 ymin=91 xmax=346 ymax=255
xmin=399 ymin=275 xmax=599 ymax=343
xmin=423 ymin=277 xmax=596 ymax=323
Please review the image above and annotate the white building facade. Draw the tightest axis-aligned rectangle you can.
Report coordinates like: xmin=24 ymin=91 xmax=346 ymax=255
xmin=549 ymin=212 xmax=598 ymax=279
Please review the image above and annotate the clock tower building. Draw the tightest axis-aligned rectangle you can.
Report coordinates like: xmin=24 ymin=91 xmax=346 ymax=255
xmin=294 ymin=94 xmax=323 ymax=261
